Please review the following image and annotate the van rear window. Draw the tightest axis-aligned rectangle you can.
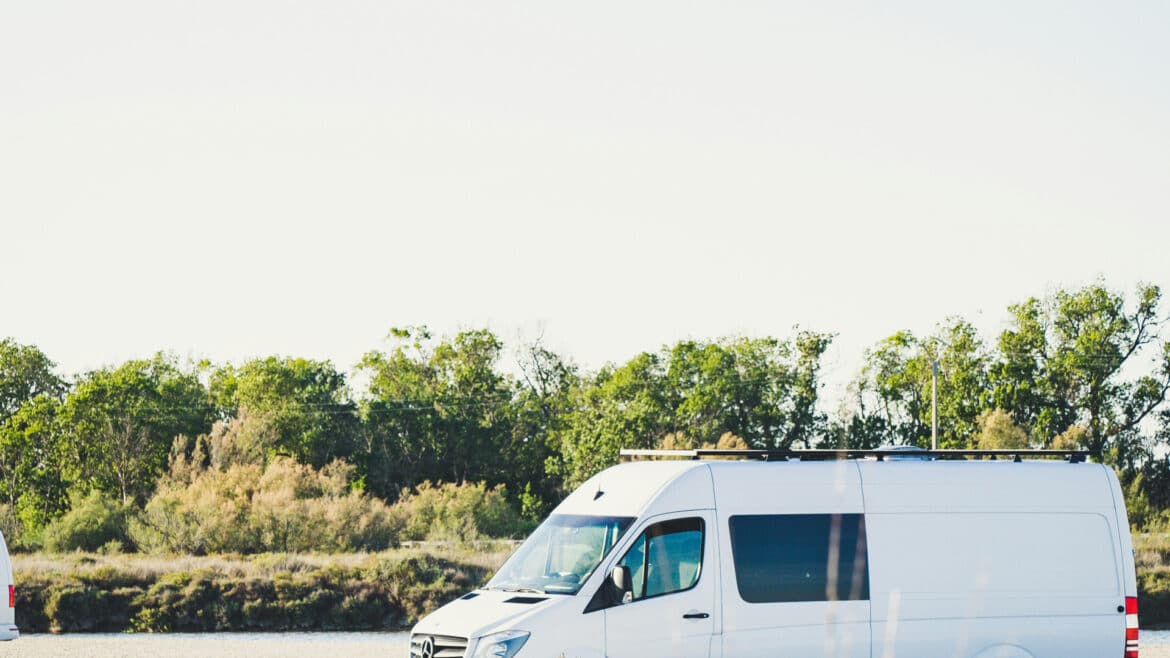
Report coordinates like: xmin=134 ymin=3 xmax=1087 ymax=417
xmin=728 ymin=514 xmax=869 ymax=604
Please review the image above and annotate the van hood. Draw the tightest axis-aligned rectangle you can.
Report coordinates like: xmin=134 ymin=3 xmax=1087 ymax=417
xmin=412 ymin=589 xmax=576 ymax=639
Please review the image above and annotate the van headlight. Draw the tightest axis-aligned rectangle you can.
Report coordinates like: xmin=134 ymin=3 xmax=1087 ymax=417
xmin=471 ymin=630 xmax=530 ymax=658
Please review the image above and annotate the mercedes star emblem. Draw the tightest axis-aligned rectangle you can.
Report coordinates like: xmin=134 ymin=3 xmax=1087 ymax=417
xmin=420 ymin=636 xmax=435 ymax=658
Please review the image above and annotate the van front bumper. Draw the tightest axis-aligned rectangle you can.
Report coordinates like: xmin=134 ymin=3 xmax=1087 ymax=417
xmin=0 ymin=626 xmax=18 ymax=641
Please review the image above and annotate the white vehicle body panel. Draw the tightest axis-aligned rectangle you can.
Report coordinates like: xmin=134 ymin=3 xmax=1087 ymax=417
xmin=860 ymin=461 xmax=1128 ymax=658
xmin=410 ymin=459 xmax=1134 ymax=658
xmin=0 ymin=530 xmax=16 ymax=641
xmin=603 ymin=509 xmax=718 ymax=658
xmin=713 ymin=461 xmax=869 ymax=658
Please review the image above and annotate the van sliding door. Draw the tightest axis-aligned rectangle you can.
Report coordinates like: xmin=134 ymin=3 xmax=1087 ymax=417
xmin=713 ymin=461 xmax=870 ymax=658
xmin=721 ymin=513 xmax=871 ymax=658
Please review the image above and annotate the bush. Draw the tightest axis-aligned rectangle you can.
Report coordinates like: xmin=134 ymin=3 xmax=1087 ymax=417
xmin=12 ymin=549 xmax=513 ymax=633
xmin=393 ymin=481 xmax=532 ymax=542
xmin=364 ymin=552 xmax=491 ymax=623
xmin=1141 ymin=566 xmax=1170 ymax=629
xmin=42 ymin=492 xmax=132 ymax=553
xmin=44 ymin=585 xmax=141 ymax=632
xmin=0 ymin=504 xmax=19 ymax=549
xmin=127 ymin=564 xmax=408 ymax=632
xmin=132 ymin=457 xmax=399 ymax=554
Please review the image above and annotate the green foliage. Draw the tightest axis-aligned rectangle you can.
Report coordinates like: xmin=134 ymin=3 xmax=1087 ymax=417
xmin=0 ymin=504 xmax=19 ymax=549
xmin=211 ymin=357 xmax=358 ymax=468
xmin=0 ymin=396 xmax=70 ymax=533
xmin=0 ymin=338 xmax=65 ymax=420
xmin=518 ymin=482 xmax=546 ymax=522
xmin=358 ymin=328 xmax=519 ymax=499
xmin=989 ymin=283 xmax=1169 ymax=466
xmin=5 ymin=281 xmax=1170 ymax=556
xmin=510 ymin=340 xmax=580 ymax=513
xmin=44 ymin=584 xmax=140 ymax=632
xmin=61 ymin=355 xmax=214 ymax=505
xmin=841 ymin=283 xmax=1170 ymax=480
xmin=851 ymin=318 xmax=991 ymax=449
xmin=394 ymin=481 xmax=531 ymax=542
xmin=549 ymin=333 xmax=835 ymax=488
xmin=1134 ymin=529 xmax=1170 ymax=627
xmin=42 ymin=491 xmax=132 ymax=553
xmin=1127 ymin=475 xmax=1155 ymax=530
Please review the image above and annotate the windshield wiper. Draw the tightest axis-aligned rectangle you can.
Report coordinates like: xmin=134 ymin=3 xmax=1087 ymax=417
xmin=486 ymin=585 xmax=544 ymax=594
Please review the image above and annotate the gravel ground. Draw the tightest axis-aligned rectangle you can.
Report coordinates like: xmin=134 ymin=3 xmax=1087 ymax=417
xmin=3 ymin=632 xmax=1167 ymax=657
xmin=0 ymin=633 xmax=412 ymax=658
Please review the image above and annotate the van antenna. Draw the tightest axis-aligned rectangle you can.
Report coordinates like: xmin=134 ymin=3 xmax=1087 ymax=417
xmin=593 ymin=479 xmax=604 ymax=501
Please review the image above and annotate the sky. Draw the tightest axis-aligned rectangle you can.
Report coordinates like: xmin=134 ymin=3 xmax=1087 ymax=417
xmin=2 ymin=1 xmax=1168 ymax=400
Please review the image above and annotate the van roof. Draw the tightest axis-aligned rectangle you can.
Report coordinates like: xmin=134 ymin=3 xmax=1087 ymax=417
xmin=620 ymin=447 xmax=1090 ymax=463
xmin=558 ymin=456 xmax=1110 ymax=520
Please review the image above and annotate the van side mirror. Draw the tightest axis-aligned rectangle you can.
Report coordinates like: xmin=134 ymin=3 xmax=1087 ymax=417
xmin=610 ymin=566 xmax=632 ymax=604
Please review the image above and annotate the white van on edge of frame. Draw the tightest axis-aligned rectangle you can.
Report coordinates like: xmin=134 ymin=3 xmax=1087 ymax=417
xmin=409 ymin=447 xmax=1140 ymax=658
xmin=0 ymin=528 xmax=17 ymax=641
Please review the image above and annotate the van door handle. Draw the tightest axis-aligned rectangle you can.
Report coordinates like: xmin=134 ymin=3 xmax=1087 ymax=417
xmin=683 ymin=611 xmax=710 ymax=619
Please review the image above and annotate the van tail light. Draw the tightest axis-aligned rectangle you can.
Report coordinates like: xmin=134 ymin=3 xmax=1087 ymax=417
xmin=1125 ymin=596 xmax=1139 ymax=658
xmin=6 ymin=585 xmax=11 ymax=608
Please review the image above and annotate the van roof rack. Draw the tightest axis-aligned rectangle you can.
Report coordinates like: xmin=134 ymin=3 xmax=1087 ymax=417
xmin=618 ymin=448 xmax=1090 ymax=464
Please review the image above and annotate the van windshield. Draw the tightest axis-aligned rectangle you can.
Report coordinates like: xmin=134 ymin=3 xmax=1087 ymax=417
xmin=487 ymin=514 xmax=635 ymax=595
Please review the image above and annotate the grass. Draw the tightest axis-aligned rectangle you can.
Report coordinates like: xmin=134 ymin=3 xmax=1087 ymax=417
xmin=12 ymin=544 xmax=515 ymax=634
xmin=13 ymin=543 xmax=513 ymax=581
xmin=1136 ymin=531 xmax=1170 ymax=628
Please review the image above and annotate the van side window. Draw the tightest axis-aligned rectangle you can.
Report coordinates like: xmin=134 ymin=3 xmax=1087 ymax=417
xmin=616 ymin=517 xmax=704 ymax=601
xmin=728 ymin=514 xmax=868 ymax=604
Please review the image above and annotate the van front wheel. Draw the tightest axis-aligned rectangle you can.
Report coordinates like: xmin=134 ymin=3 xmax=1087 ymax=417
xmin=971 ymin=645 xmax=1034 ymax=658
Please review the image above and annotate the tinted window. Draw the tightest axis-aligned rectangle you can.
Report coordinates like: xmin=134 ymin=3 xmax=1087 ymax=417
xmin=617 ymin=517 xmax=704 ymax=601
xmin=729 ymin=514 xmax=868 ymax=603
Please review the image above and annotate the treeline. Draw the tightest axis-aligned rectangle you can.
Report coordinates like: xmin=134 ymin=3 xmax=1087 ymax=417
xmin=2 ymin=280 xmax=1169 ymax=553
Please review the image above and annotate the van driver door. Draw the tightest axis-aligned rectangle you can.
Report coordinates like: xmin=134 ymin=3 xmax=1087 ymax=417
xmin=603 ymin=511 xmax=716 ymax=658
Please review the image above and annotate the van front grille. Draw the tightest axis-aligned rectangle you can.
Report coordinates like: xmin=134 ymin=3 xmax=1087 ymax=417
xmin=409 ymin=633 xmax=469 ymax=658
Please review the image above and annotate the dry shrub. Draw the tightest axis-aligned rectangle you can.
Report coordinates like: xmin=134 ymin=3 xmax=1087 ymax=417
xmin=133 ymin=448 xmax=398 ymax=554
xmin=392 ymin=481 xmax=531 ymax=542
xmin=975 ymin=409 xmax=1031 ymax=449
xmin=0 ymin=504 xmax=19 ymax=548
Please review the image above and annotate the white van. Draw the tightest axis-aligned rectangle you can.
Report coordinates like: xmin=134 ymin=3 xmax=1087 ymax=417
xmin=409 ymin=449 xmax=1139 ymax=658
xmin=0 ymin=529 xmax=16 ymax=641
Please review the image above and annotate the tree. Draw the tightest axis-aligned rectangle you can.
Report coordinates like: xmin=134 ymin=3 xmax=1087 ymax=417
xmin=546 ymin=351 xmax=671 ymax=489
xmin=990 ymin=283 xmax=1170 ymax=467
xmin=511 ymin=338 xmax=580 ymax=513
xmin=860 ymin=330 xmax=929 ymax=444
xmin=854 ymin=318 xmax=991 ymax=448
xmin=430 ymin=330 xmax=515 ymax=484
xmin=357 ymin=328 xmax=443 ymax=500
xmin=785 ymin=332 xmax=836 ymax=448
xmin=0 ymin=395 xmax=70 ymax=532
xmin=549 ymin=332 xmax=835 ymax=489
xmin=821 ymin=380 xmax=894 ymax=450
xmin=661 ymin=333 xmax=834 ymax=449
xmin=0 ymin=338 xmax=65 ymax=421
xmin=211 ymin=357 xmax=358 ymax=468
xmin=357 ymin=328 xmax=519 ymax=499
xmin=61 ymin=355 xmax=214 ymax=504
